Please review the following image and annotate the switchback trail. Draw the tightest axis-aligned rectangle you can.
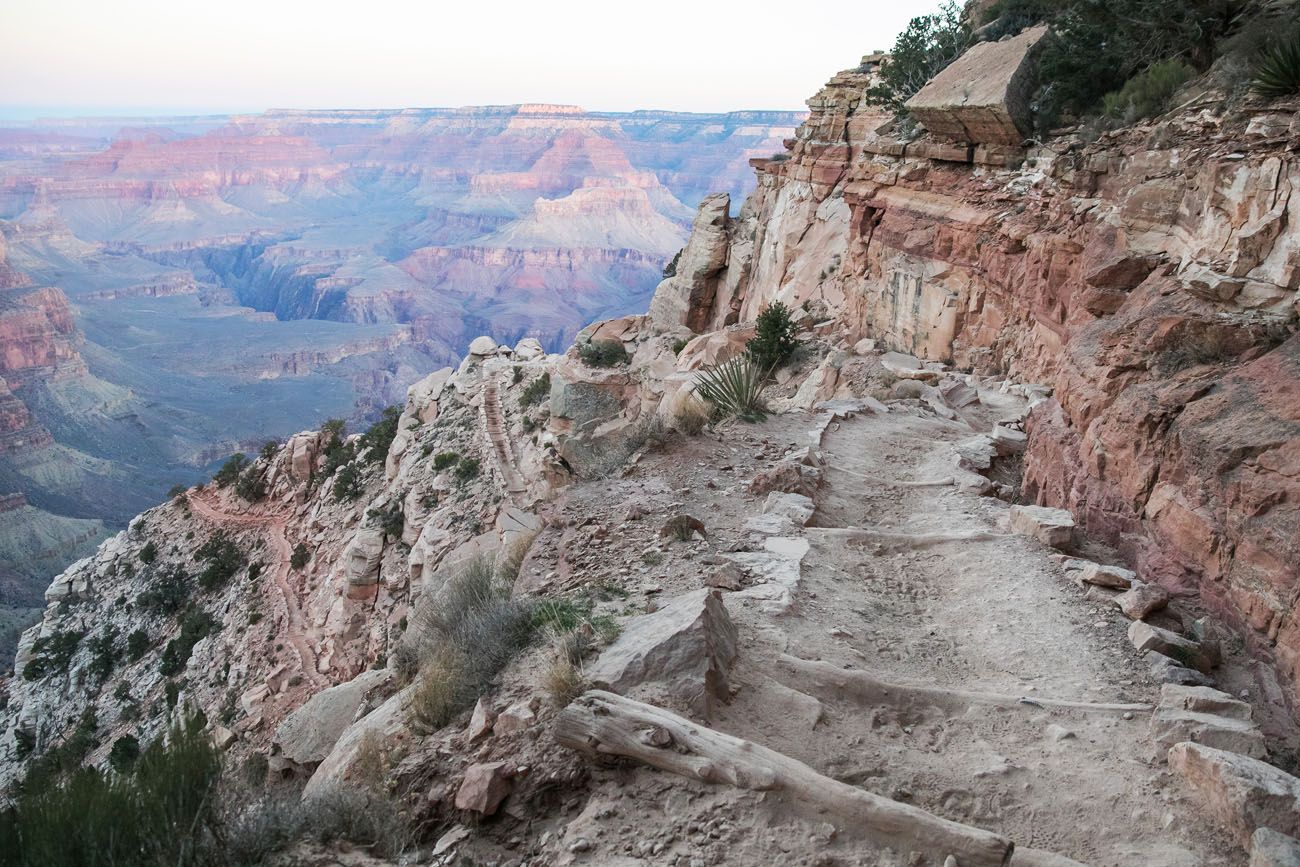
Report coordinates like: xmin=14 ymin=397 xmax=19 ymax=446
xmin=188 ymin=494 xmax=327 ymax=689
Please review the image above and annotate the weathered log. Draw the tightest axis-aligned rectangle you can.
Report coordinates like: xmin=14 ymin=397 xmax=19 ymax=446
xmin=778 ymin=655 xmax=1152 ymax=715
xmin=555 ymin=690 xmax=1014 ymax=866
xmin=810 ymin=526 xmax=1007 ymax=551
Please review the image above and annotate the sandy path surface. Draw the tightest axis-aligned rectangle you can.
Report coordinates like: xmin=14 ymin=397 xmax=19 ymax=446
xmin=710 ymin=405 xmax=1241 ymax=865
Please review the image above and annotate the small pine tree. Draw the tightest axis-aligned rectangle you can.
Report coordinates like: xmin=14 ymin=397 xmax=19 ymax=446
xmin=746 ymin=302 xmax=801 ymax=371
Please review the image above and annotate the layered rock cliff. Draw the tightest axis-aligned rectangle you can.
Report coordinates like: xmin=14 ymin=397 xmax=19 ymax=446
xmin=648 ymin=59 xmax=1300 ymax=707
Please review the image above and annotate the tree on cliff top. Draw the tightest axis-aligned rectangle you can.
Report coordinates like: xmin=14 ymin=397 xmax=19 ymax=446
xmin=865 ymin=1 xmax=971 ymax=119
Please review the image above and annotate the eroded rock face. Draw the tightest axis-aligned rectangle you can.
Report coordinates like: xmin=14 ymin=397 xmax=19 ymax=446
xmin=648 ymin=193 xmax=731 ymax=333
xmin=633 ymin=51 xmax=1300 ymax=708
xmin=585 ymin=588 xmax=738 ymax=716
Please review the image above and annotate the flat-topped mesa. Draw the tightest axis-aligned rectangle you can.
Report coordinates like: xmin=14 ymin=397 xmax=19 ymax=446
xmin=905 ymin=25 xmax=1050 ymax=147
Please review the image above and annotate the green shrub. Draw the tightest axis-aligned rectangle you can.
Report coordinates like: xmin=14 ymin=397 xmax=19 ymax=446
xmin=367 ymin=503 xmax=405 ymax=540
xmin=107 ymin=735 xmax=140 ymax=773
xmin=195 ymin=533 xmax=246 ymax=593
xmin=213 ymin=453 xmax=249 ymax=488
xmin=233 ymin=468 xmax=266 ymax=503
xmin=663 ymin=249 xmax=682 ymax=278
xmin=433 ymin=451 xmax=461 ymax=471
xmin=1253 ymin=34 xmax=1300 ymax=96
xmin=167 ymin=484 xmax=188 ymax=500
xmin=358 ymin=405 xmax=402 ymax=464
xmin=125 ymin=629 xmax=150 ymax=662
xmin=0 ymin=719 xmax=221 ymax=867
xmin=259 ymin=441 xmax=279 ymax=461
xmin=671 ymin=338 xmax=689 ymax=356
xmin=158 ymin=607 xmax=218 ymax=677
xmin=693 ymin=356 xmax=769 ymax=424
xmin=979 ymin=0 xmax=1248 ymax=129
xmin=86 ymin=626 xmax=119 ymax=684
xmin=519 ymin=373 xmax=551 ymax=408
xmin=139 ymin=567 xmax=190 ymax=615
xmin=511 ymin=366 xmax=524 ymax=385
xmin=404 ymin=559 xmax=539 ymax=732
xmin=21 ymin=629 xmax=84 ymax=681
xmin=747 ymin=301 xmax=800 ymax=371
xmin=290 ymin=542 xmax=310 ymax=570
xmin=865 ymin=1 xmax=970 ymax=117
xmin=1102 ymin=59 xmax=1194 ymax=120
xmin=138 ymin=541 xmax=158 ymax=564
xmin=331 ymin=462 xmax=362 ymax=501
xmin=454 ymin=458 xmax=481 ymax=482
xmin=577 ymin=339 xmax=630 ymax=368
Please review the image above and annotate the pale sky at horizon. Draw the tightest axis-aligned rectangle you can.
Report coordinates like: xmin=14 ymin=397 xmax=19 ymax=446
xmin=0 ymin=1 xmax=936 ymax=118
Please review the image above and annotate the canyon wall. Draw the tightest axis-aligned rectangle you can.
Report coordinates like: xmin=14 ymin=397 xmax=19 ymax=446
xmin=0 ymin=105 xmax=800 ymax=622
xmin=651 ymin=61 xmax=1300 ymax=703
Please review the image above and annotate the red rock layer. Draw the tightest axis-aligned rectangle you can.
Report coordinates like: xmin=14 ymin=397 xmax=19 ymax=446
xmin=679 ymin=62 xmax=1300 ymax=705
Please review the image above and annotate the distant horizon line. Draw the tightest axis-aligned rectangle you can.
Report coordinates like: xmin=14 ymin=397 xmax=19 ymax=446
xmin=0 ymin=102 xmax=811 ymax=124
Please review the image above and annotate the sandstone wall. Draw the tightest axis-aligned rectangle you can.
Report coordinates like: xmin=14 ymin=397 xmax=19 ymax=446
xmin=650 ymin=62 xmax=1300 ymax=705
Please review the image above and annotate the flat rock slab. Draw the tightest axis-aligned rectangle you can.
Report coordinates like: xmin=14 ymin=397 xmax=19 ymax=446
xmin=585 ymin=588 xmax=738 ymax=717
xmin=1008 ymin=505 xmax=1075 ymax=548
xmin=1150 ymin=708 xmax=1267 ymax=758
xmin=1071 ymin=560 xmax=1136 ymax=589
xmin=1169 ymin=742 xmax=1300 ymax=850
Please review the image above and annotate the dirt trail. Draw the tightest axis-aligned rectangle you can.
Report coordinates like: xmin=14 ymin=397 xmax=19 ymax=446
xmin=710 ymin=403 xmax=1242 ymax=865
xmin=481 ymin=366 xmax=527 ymax=501
xmin=188 ymin=494 xmax=327 ymax=688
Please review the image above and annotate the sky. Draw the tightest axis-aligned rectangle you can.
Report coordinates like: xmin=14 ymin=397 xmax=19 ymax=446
xmin=0 ymin=0 xmax=934 ymax=118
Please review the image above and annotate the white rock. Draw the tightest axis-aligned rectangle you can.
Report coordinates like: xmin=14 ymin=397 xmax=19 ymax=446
xmin=468 ymin=335 xmax=499 ymax=356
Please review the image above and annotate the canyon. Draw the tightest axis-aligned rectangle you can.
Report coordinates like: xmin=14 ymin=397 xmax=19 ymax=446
xmin=4 ymin=8 xmax=1300 ymax=867
xmin=0 ymin=105 xmax=801 ymax=641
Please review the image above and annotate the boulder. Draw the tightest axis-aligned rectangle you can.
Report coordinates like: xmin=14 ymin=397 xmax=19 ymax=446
xmin=1252 ymin=829 xmax=1300 ymax=867
xmin=953 ymin=435 xmax=999 ymax=472
xmin=1169 ymin=742 xmax=1300 ymax=850
xmin=880 ymin=351 xmax=940 ymax=381
xmin=1115 ymin=583 xmax=1170 ymax=620
xmin=585 ymin=588 xmax=738 ymax=716
xmin=647 ymin=193 xmax=730 ymax=333
xmin=341 ymin=529 xmax=385 ymax=589
xmin=905 ymin=25 xmax=1050 ymax=146
xmin=304 ymin=688 xmax=410 ymax=798
xmin=1071 ymin=561 xmax=1136 ymax=590
xmin=1146 ymin=651 xmax=1215 ymax=687
xmin=455 ymin=761 xmax=516 ymax=815
xmin=1008 ymin=505 xmax=1075 ymax=548
xmin=495 ymin=699 xmax=539 ymax=734
xmin=990 ymin=425 xmax=1027 ymax=454
xmin=286 ymin=431 xmax=320 ymax=481
xmin=676 ymin=325 xmax=755 ymax=371
xmin=749 ymin=460 xmax=823 ymax=499
xmin=405 ymin=367 xmax=452 ymax=424
xmin=275 ymin=669 xmax=393 ymax=765
xmin=468 ymin=335 xmax=499 ymax=356
xmin=514 ymin=338 xmax=545 ymax=360
xmin=853 ymin=338 xmax=878 ymax=355
xmin=1129 ymin=621 xmax=1215 ymax=674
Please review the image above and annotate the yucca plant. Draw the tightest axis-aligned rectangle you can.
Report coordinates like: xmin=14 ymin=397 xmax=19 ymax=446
xmin=692 ymin=355 xmax=770 ymax=423
xmin=1253 ymin=36 xmax=1300 ymax=97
